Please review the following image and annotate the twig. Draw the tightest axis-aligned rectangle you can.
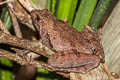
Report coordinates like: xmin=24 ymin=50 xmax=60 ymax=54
xmin=7 ymin=0 xmax=35 ymax=31
xmin=0 ymin=49 xmax=69 ymax=78
xmin=17 ymin=0 xmax=34 ymax=12
xmin=0 ymin=19 xmax=52 ymax=57
xmin=9 ymin=7 xmax=40 ymax=59
xmin=0 ymin=18 xmax=68 ymax=77
xmin=103 ymin=64 xmax=113 ymax=80
xmin=0 ymin=0 xmax=11 ymax=5
xmin=8 ymin=8 xmax=22 ymax=38
xmin=0 ymin=30 xmax=54 ymax=57
xmin=0 ymin=49 xmax=50 ymax=71
xmin=0 ymin=49 xmax=44 ymax=66
xmin=9 ymin=8 xmax=41 ymax=79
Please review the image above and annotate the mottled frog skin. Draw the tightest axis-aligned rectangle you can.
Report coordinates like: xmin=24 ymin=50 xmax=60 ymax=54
xmin=31 ymin=9 xmax=104 ymax=74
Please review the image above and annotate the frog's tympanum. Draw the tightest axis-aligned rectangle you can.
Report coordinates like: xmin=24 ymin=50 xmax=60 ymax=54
xmin=31 ymin=9 xmax=104 ymax=74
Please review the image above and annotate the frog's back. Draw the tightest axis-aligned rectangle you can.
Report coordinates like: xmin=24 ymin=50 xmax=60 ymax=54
xmin=49 ymin=19 xmax=91 ymax=53
xmin=31 ymin=9 xmax=91 ymax=54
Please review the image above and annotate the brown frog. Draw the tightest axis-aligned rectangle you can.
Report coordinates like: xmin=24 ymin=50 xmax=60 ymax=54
xmin=31 ymin=9 xmax=104 ymax=74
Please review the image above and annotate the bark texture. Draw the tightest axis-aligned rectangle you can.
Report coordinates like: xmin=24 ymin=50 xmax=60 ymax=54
xmin=102 ymin=0 xmax=120 ymax=74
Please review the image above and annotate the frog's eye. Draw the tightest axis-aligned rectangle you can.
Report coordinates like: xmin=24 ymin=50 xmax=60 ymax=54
xmin=36 ymin=17 xmax=40 ymax=21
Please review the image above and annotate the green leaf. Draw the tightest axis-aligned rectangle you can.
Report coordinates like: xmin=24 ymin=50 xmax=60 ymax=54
xmin=46 ymin=0 xmax=56 ymax=14
xmin=51 ymin=0 xmax=56 ymax=14
xmin=0 ymin=58 xmax=12 ymax=67
xmin=0 ymin=8 xmax=12 ymax=30
xmin=36 ymin=68 xmax=50 ymax=80
xmin=30 ymin=0 xmax=47 ymax=10
xmin=89 ymin=0 xmax=111 ymax=30
xmin=30 ymin=0 xmax=39 ymax=7
xmin=46 ymin=0 xmax=52 ymax=10
xmin=73 ymin=0 xmax=98 ymax=31
xmin=0 ymin=8 xmax=13 ymax=80
xmin=0 ymin=58 xmax=13 ymax=80
xmin=36 ymin=68 xmax=64 ymax=80
xmin=57 ymin=0 xmax=78 ymax=24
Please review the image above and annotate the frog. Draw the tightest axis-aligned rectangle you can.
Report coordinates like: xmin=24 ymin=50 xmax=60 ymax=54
xmin=30 ymin=9 xmax=104 ymax=74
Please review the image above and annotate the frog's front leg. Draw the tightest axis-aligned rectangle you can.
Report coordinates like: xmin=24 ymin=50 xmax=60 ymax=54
xmin=81 ymin=25 xmax=105 ymax=62
xmin=48 ymin=50 xmax=101 ymax=73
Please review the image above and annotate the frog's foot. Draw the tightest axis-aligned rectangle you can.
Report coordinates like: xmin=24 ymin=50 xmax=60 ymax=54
xmin=16 ymin=50 xmax=30 ymax=57
xmin=15 ymin=49 xmax=34 ymax=61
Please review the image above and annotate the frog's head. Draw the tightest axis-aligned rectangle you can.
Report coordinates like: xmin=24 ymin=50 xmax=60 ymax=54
xmin=31 ymin=9 xmax=52 ymax=23
xmin=31 ymin=9 xmax=54 ymax=31
xmin=30 ymin=9 xmax=50 ymax=31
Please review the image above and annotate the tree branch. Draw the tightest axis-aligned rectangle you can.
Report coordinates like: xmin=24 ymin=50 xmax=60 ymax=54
xmin=70 ymin=64 xmax=110 ymax=80
xmin=0 ymin=23 xmax=112 ymax=79
xmin=0 ymin=30 xmax=54 ymax=57
xmin=9 ymin=8 xmax=22 ymax=38
xmin=0 ymin=49 xmax=69 ymax=78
